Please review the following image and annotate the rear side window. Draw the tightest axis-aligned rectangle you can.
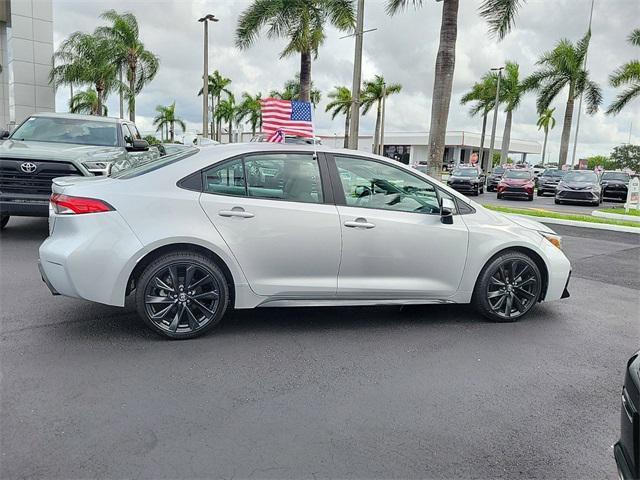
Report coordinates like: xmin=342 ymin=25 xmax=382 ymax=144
xmin=204 ymin=158 xmax=246 ymax=197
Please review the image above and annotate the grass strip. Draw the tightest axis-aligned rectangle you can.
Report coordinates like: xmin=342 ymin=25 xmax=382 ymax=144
xmin=599 ymin=207 xmax=640 ymax=217
xmin=483 ymin=204 xmax=640 ymax=229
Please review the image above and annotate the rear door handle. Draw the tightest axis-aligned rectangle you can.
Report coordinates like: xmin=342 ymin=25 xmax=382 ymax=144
xmin=344 ymin=218 xmax=375 ymax=229
xmin=218 ymin=208 xmax=254 ymax=218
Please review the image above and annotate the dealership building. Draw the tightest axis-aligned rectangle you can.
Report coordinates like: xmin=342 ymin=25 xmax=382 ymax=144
xmin=318 ymin=131 xmax=541 ymax=167
xmin=0 ymin=0 xmax=55 ymax=131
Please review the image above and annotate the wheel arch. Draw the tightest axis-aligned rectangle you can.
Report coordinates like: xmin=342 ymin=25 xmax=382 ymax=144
xmin=125 ymin=243 xmax=237 ymax=308
xmin=473 ymin=246 xmax=549 ymax=302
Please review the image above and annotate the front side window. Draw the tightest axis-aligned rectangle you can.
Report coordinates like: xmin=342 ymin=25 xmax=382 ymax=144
xmin=203 ymin=158 xmax=246 ymax=196
xmin=335 ymin=156 xmax=439 ymax=214
xmin=245 ymin=153 xmax=323 ymax=204
xmin=121 ymin=125 xmax=134 ymax=146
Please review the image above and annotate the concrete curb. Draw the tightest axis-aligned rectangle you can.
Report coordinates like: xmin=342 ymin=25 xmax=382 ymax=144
xmin=507 ymin=213 xmax=640 ymax=234
xmin=591 ymin=210 xmax=640 ymax=223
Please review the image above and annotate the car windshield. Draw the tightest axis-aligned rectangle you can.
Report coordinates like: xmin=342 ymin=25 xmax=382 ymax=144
xmin=503 ymin=170 xmax=532 ymax=179
xmin=601 ymin=172 xmax=629 ymax=181
xmin=452 ymin=168 xmax=477 ymax=177
xmin=10 ymin=116 xmax=119 ymax=147
xmin=493 ymin=167 xmax=505 ymax=174
xmin=542 ymin=169 xmax=565 ymax=177
xmin=564 ymin=171 xmax=598 ymax=182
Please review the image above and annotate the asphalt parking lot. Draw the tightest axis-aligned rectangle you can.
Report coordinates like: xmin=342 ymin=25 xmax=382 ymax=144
xmin=1 ymin=217 xmax=638 ymax=479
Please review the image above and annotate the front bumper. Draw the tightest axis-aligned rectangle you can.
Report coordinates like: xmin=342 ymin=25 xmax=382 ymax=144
xmin=448 ymin=182 xmax=479 ymax=193
xmin=603 ymin=186 xmax=628 ymax=200
xmin=538 ymin=183 xmax=559 ymax=193
xmin=498 ymin=186 xmax=533 ymax=198
xmin=0 ymin=193 xmax=49 ymax=217
xmin=556 ymin=189 xmax=600 ymax=203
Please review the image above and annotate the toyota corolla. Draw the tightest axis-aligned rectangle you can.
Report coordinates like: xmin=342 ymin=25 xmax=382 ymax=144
xmin=39 ymin=144 xmax=571 ymax=339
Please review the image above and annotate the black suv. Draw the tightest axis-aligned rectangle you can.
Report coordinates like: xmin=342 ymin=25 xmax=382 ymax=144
xmin=537 ymin=168 xmax=566 ymax=196
xmin=601 ymin=171 xmax=630 ymax=201
xmin=447 ymin=167 xmax=485 ymax=195
xmin=615 ymin=350 xmax=639 ymax=480
xmin=486 ymin=166 xmax=506 ymax=192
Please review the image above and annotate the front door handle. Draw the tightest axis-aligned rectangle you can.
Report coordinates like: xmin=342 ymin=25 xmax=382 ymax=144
xmin=344 ymin=218 xmax=375 ymax=229
xmin=218 ymin=207 xmax=254 ymax=218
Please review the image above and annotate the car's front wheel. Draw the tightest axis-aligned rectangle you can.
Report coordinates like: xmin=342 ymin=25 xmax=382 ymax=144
xmin=0 ymin=215 xmax=9 ymax=230
xmin=135 ymin=252 xmax=229 ymax=339
xmin=472 ymin=251 xmax=542 ymax=323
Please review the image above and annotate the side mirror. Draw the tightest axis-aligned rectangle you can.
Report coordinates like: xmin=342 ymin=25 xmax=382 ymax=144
xmin=126 ymin=139 xmax=149 ymax=152
xmin=0 ymin=130 xmax=10 ymax=139
xmin=440 ymin=197 xmax=455 ymax=225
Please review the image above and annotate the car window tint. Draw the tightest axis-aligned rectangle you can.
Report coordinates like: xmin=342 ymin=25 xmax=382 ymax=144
xmin=335 ymin=156 xmax=439 ymax=214
xmin=203 ymin=158 xmax=246 ymax=197
xmin=244 ymin=153 xmax=323 ymax=204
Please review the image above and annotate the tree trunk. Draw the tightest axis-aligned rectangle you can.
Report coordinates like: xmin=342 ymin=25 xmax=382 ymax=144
xmin=373 ymin=100 xmax=382 ymax=153
xmin=170 ymin=121 xmax=175 ymax=142
xmin=299 ymin=50 xmax=312 ymax=103
xmin=128 ymin=65 xmax=136 ymax=122
xmin=344 ymin=110 xmax=350 ymax=149
xmin=542 ymin=130 xmax=548 ymax=164
xmin=500 ymin=109 xmax=513 ymax=164
xmin=558 ymin=85 xmax=575 ymax=167
xmin=210 ymin=93 xmax=215 ymax=139
xmin=228 ymin=119 xmax=233 ymax=144
xmin=479 ymin=112 xmax=487 ymax=171
xmin=427 ymin=0 xmax=459 ymax=179
xmin=216 ymin=94 xmax=222 ymax=142
xmin=96 ymin=82 xmax=104 ymax=117
xmin=119 ymin=68 xmax=124 ymax=119
xmin=165 ymin=124 xmax=169 ymax=142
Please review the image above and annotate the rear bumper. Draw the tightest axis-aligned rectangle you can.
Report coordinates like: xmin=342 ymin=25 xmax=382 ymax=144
xmin=37 ymin=260 xmax=59 ymax=295
xmin=0 ymin=194 xmax=49 ymax=217
xmin=614 ymin=442 xmax=635 ymax=480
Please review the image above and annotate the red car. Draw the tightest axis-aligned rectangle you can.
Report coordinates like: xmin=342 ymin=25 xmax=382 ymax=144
xmin=497 ymin=170 xmax=535 ymax=201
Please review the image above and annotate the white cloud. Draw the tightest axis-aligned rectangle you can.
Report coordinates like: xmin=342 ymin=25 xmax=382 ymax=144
xmin=52 ymin=0 xmax=640 ymax=161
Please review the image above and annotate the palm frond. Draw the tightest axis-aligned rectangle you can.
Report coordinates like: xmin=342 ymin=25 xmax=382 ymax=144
xmin=478 ymin=0 xmax=524 ymax=40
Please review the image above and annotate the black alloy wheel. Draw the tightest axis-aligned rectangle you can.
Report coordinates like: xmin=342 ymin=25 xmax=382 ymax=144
xmin=135 ymin=252 xmax=229 ymax=339
xmin=473 ymin=251 xmax=542 ymax=322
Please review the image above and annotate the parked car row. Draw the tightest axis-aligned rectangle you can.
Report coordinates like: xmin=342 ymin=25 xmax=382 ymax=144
xmin=446 ymin=163 xmax=632 ymax=207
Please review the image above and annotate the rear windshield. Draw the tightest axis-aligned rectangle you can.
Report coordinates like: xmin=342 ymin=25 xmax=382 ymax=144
xmin=11 ymin=116 xmax=119 ymax=147
xmin=542 ymin=169 xmax=565 ymax=177
xmin=113 ymin=147 xmax=199 ymax=179
xmin=503 ymin=170 xmax=532 ymax=179
xmin=564 ymin=171 xmax=598 ymax=182
xmin=601 ymin=172 xmax=629 ymax=181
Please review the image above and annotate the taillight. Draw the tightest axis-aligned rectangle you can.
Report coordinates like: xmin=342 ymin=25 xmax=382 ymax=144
xmin=50 ymin=193 xmax=114 ymax=215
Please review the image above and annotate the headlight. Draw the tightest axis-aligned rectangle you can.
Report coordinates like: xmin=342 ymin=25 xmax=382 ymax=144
xmin=540 ymin=231 xmax=562 ymax=250
xmin=83 ymin=161 xmax=112 ymax=176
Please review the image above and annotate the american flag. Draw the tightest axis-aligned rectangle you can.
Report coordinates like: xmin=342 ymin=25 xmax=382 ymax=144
xmin=261 ymin=98 xmax=314 ymax=140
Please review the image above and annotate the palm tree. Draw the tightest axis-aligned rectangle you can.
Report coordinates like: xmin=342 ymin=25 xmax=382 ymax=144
xmin=460 ymin=75 xmax=497 ymax=170
xmin=215 ymin=93 xmax=237 ymax=144
xmin=69 ymin=88 xmax=108 ymax=116
xmin=198 ymin=71 xmax=232 ymax=140
xmin=270 ymin=75 xmax=322 ymax=108
xmin=325 ymin=86 xmax=352 ymax=148
xmin=236 ymin=0 xmax=355 ymax=102
xmin=525 ymin=31 xmax=602 ymax=167
xmin=236 ymin=92 xmax=262 ymax=136
xmin=153 ymin=102 xmax=186 ymax=143
xmin=607 ymin=29 xmax=640 ymax=115
xmin=536 ymin=108 xmax=556 ymax=165
xmin=96 ymin=10 xmax=159 ymax=123
xmin=361 ymin=75 xmax=402 ymax=154
xmin=50 ymin=31 xmax=120 ymax=116
xmin=386 ymin=0 xmax=524 ymax=176
xmin=497 ymin=61 xmax=526 ymax=164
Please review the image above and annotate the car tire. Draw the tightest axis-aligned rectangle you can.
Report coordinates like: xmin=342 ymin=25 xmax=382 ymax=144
xmin=472 ymin=251 xmax=542 ymax=323
xmin=555 ymin=199 xmax=561 ymax=205
xmin=135 ymin=251 xmax=230 ymax=339
xmin=537 ymin=190 xmax=543 ymax=197
xmin=527 ymin=195 xmax=534 ymax=201
xmin=0 ymin=215 xmax=9 ymax=230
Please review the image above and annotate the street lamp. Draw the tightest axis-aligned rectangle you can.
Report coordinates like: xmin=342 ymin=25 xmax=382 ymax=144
xmin=198 ymin=14 xmax=218 ymax=138
xmin=486 ymin=66 xmax=504 ymax=174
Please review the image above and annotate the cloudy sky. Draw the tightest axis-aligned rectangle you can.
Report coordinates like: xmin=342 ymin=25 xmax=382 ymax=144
xmin=52 ymin=0 xmax=639 ymax=162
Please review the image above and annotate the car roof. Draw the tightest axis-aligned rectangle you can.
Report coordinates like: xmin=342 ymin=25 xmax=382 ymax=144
xmin=30 ymin=112 xmax=124 ymax=124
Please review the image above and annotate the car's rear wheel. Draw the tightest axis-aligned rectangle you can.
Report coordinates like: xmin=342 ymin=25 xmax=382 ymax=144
xmin=472 ymin=251 xmax=542 ymax=323
xmin=135 ymin=252 xmax=229 ymax=339
xmin=0 ymin=215 xmax=9 ymax=230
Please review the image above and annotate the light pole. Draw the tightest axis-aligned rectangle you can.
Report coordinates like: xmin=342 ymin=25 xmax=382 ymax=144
xmin=379 ymin=81 xmax=386 ymax=156
xmin=569 ymin=0 xmax=595 ymax=167
xmin=198 ymin=14 xmax=218 ymax=139
xmin=486 ymin=66 xmax=504 ymax=174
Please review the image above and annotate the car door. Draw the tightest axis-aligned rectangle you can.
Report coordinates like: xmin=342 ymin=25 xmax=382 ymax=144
xmin=329 ymin=154 xmax=469 ymax=299
xmin=198 ymin=152 xmax=342 ymax=297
